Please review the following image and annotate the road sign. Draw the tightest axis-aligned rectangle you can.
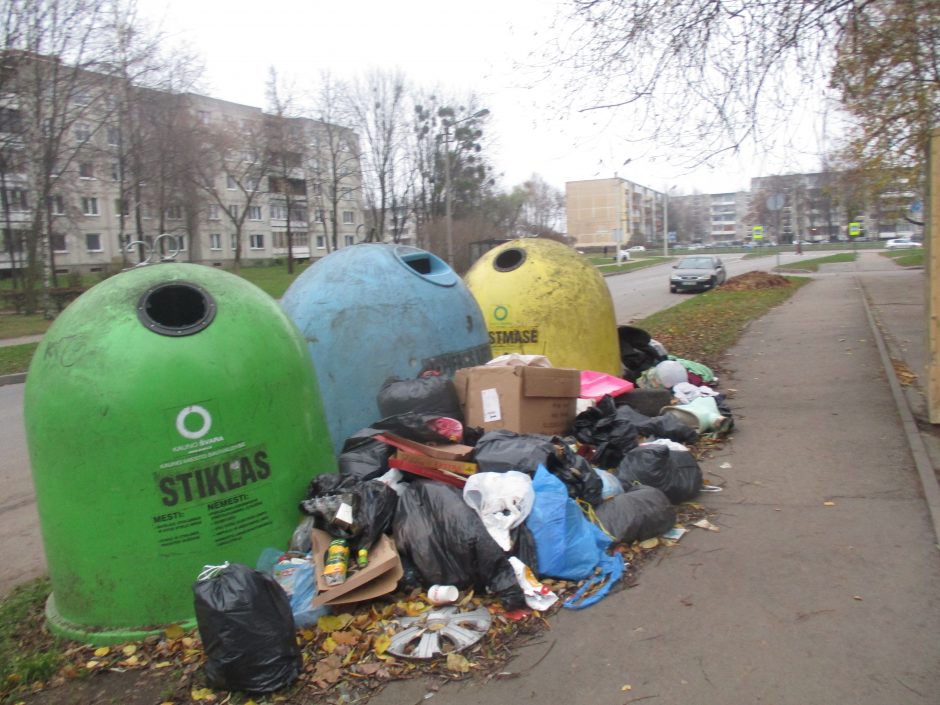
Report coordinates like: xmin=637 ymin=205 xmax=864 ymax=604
xmin=752 ymin=225 xmax=764 ymax=240
xmin=848 ymin=222 xmax=861 ymax=237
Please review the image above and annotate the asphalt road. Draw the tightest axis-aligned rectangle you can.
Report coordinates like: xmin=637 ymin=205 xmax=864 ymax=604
xmin=0 ymin=250 xmax=822 ymax=597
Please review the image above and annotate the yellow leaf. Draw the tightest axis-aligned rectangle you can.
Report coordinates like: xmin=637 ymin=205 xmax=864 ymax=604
xmin=93 ymin=647 xmax=110 ymax=657
xmin=85 ymin=660 xmax=100 ymax=669
xmin=373 ymin=633 xmax=391 ymax=656
xmin=122 ymin=655 xmax=140 ymax=666
xmin=621 ymin=684 xmax=633 ymax=691
xmin=191 ymin=686 xmax=217 ymax=701
xmin=403 ymin=600 xmax=428 ymax=616
xmin=153 ymin=661 xmax=173 ymax=669
xmin=164 ymin=624 xmax=184 ymax=640
xmin=639 ymin=538 xmax=660 ymax=550
xmin=321 ymin=637 xmax=338 ymax=654
xmin=181 ymin=637 xmax=196 ymax=648
xmin=823 ymin=501 xmax=835 ymax=506
xmin=299 ymin=628 xmax=316 ymax=642
xmin=245 ymin=700 xmax=258 ymax=705
xmin=318 ymin=613 xmax=353 ymax=632
xmin=446 ymin=652 xmax=471 ymax=673
xmin=121 ymin=644 xmax=137 ymax=656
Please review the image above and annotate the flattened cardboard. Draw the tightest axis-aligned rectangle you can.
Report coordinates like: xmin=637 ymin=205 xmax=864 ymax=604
xmin=454 ymin=365 xmax=580 ymax=435
xmin=394 ymin=450 xmax=477 ymax=477
xmin=311 ymin=529 xmax=403 ymax=607
xmin=373 ymin=432 xmax=474 ymax=460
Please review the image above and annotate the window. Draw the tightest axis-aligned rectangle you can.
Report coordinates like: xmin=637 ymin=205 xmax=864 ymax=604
xmin=47 ymin=195 xmax=64 ymax=215
xmin=249 ymin=233 xmax=264 ymax=250
xmin=165 ymin=205 xmax=182 ymax=220
xmin=173 ymin=235 xmax=187 ymax=252
xmin=209 ymin=233 xmax=221 ymax=250
xmin=248 ymin=205 xmax=262 ymax=220
xmin=79 ymin=162 xmax=94 ymax=179
xmin=85 ymin=233 xmax=102 ymax=252
xmin=245 ymin=176 xmax=259 ymax=191
xmin=51 ymin=233 xmax=67 ymax=252
xmin=5 ymin=189 xmax=28 ymax=211
xmin=107 ymin=127 xmax=120 ymax=146
xmin=230 ymin=234 xmax=238 ymax=251
xmin=197 ymin=110 xmax=210 ymax=125
xmin=271 ymin=204 xmax=287 ymax=220
xmin=228 ymin=204 xmax=238 ymax=220
xmin=208 ymin=204 xmax=220 ymax=221
xmin=311 ymin=182 xmax=322 ymax=196
xmin=114 ymin=199 xmax=129 ymax=217
xmin=344 ymin=235 xmax=354 ymax=247
xmin=315 ymin=209 xmax=324 ymax=223
xmin=82 ymin=197 xmax=98 ymax=216
xmin=316 ymin=235 xmax=325 ymax=249
xmin=75 ymin=123 xmax=91 ymax=142
xmin=342 ymin=210 xmax=354 ymax=224
xmin=111 ymin=161 xmax=121 ymax=181
xmin=226 ymin=175 xmax=237 ymax=190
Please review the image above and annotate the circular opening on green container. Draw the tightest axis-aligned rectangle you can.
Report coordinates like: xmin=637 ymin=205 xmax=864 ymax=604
xmin=137 ymin=282 xmax=216 ymax=337
xmin=493 ymin=248 xmax=526 ymax=272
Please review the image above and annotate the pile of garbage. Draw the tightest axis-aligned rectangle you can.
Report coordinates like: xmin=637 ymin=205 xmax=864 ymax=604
xmin=191 ymin=325 xmax=733 ymax=695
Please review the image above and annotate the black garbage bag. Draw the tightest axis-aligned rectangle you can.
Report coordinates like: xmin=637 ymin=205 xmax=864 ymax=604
xmin=193 ymin=563 xmax=301 ymax=693
xmin=300 ymin=475 xmax=398 ymax=554
xmin=377 ymin=374 xmax=463 ymax=421
xmin=615 ymin=404 xmax=700 ymax=445
xmin=338 ymin=434 xmax=394 ymax=481
xmin=619 ymin=325 xmax=667 ymax=382
xmin=572 ymin=396 xmax=641 ymax=468
xmin=370 ymin=412 xmax=461 ymax=444
xmin=472 ymin=429 xmax=603 ymax=505
xmin=392 ymin=479 xmax=525 ymax=610
xmin=593 ymin=485 xmax=676 ymax=544
xmin=614 ymin=446 xmax=702 ymax=504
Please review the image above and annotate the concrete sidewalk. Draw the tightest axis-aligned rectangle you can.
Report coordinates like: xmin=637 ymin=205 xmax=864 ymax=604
xmin=370 ymin=250 xmax=940 ymax=705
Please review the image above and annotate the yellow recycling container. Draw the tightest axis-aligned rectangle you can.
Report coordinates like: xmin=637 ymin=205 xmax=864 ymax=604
xmin=464 ymin=239 xmax=621 ymax=375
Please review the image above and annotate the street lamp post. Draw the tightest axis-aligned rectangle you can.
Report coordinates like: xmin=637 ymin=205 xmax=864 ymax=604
xmin=443 ymin=108 xmax=489 ymax=268
xmin=662 ymin=185 xmax=676 ymax=258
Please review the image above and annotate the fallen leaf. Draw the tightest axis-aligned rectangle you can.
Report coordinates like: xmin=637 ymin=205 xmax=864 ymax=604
xmin=93 ymin=647 xmax=109 ymax=658
xmin=191 ymin=686 xmax=217 ymax=701
xmin=853 ymin=595 xmax=863 ymax=601
xmin=318 ymin=614 xmax=354 ymax=632
xmin=357 ymin=663 xmax=383 ymax=675
xmin=164 ymin=624 xmax=184 ymax=640
xmin=621 ymin=684 xmax=633 ymax=691
xmin=84 ymin=660 xmax=100 ymax=670
xmin=153 ymin=661 xmax=173 ymax=669
xmin=331 ymin=630 xmax=360 ymax=646
xmin=321 ymin=637 xmax=338 ymax=654
xmin=373 ymin=633 xmax=391 ymax=656
xmin=446 ymin=652 xmax=471 ymax=673
xmin=639 ymin=538 xmax=659 ymax=550
xmin=121 ymin=644 xmax=137 ymax=656
xmin=312 ymin=655 xmax=342 ymax=684
xmin=823 ymin=501 xmax=835 ymax=507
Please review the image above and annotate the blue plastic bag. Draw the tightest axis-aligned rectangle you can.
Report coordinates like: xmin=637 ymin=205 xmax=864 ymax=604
xmin=526 ymin=466 xmax=624 ymax=608
xmin=270 ymin=554 xmax=330 ymax=627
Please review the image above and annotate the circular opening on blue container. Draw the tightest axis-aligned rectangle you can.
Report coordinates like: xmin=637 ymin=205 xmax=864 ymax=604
xmin=493 ymin=247 xmax=526 ymax=272
xmin=394 ymin=246 xmax=457 ymax=287
xmin=137 ymin=282 xmax=216 ymax=337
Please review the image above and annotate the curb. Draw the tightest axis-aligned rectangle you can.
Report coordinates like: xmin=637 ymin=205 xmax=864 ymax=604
xmin=858 ymin=276 xmax=940 ymax=548
xmin=0 ymin=373 xmax=26 ymax=386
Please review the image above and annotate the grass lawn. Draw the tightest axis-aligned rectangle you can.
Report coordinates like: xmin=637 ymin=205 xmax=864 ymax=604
xmin=775 ymin=252 xmax=856 ymax=272
xmin=881 ymin=249 xmax=924 ymax=267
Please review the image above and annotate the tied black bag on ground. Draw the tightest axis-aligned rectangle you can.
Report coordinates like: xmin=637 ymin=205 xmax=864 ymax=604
xmin=193 ymin=563 xmax=301 ymax=693
xmin=472 ymin=429 xmax=604 ymax=506
xmin=592 ymin=485 xmax=676 ymax=544
xmin=392 ymin=479 xmax=525 ymax=610
xmin=614 ymin=446 xmax=703 ymax=504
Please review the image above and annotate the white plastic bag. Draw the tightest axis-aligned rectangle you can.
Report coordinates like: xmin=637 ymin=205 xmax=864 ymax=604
xmin=462 ymin=470 xmax=534 ymax=550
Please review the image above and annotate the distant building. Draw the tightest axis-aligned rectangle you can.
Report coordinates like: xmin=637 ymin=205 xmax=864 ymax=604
xmin=565 ymin=177 xmax=666 ymax=249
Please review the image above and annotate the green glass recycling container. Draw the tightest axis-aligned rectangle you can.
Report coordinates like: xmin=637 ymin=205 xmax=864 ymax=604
xmin=24 ymin=263 xmax=335 ymax=644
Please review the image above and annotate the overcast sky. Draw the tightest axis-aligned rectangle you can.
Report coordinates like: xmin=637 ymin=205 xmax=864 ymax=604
xmin=135 ymin=0 xmax=829 ymax=196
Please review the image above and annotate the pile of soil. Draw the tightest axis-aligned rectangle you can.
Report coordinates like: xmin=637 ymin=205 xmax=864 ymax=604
xmin=720 ymin=271 xmax=791 ymax=291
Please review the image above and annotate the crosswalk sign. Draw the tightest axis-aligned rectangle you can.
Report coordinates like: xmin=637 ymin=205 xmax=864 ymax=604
xmin=848 ymin=222 xmax=861 ymax=237
xmin=752 ymin=225 xmax=764 ymax=240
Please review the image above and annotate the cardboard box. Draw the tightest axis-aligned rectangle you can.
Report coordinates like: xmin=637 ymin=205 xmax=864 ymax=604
xmin=394 ymin=450 xmax=477 ymax=477
xmin=311 ymin=529 xmax=403 ymax=607
xmin=454 ymin=365 xmax=581 ymax=435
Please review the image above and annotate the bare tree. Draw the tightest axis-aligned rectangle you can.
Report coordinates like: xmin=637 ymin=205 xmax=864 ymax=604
xmin=346 ymin=69 xmax=408 ymax=243
xmin=518 ymin=174 xmax=564 ymax=237
xmin=546 ymin=0 xmax=939 ymax=176
xmin=192 ymin=115 xmax=272 ymax=273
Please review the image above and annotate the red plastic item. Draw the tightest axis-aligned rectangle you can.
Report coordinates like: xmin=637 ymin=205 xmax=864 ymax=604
xmin=579 ymin=370 xmax=634 ymax=401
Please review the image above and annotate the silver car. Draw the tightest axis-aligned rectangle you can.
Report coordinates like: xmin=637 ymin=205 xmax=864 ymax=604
xmin=670 ymin=255 xmax=727 ymax=293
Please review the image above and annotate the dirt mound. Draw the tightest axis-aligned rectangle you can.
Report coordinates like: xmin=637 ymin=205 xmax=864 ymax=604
xmin=720 ymin=271 xmax=791 ymax=291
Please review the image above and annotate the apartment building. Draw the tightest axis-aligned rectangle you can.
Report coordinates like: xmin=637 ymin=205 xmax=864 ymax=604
xmin=565 ymin=177 xmax=666 ymax=249
xmin=0 ymin=67 xmax=365 ymax=278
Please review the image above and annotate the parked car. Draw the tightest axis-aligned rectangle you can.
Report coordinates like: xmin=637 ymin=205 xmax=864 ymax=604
xmin=670 ymin=255 xmax=727 ymax=293
xmin=626 ymin=245 xmax=646 ymax=252
xmin=884 ymin=238 xmax=922 ymax=250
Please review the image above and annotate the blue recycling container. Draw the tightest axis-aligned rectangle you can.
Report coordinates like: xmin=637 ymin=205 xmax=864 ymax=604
xmin=281 ymin=244 xmax=491 ymax=452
